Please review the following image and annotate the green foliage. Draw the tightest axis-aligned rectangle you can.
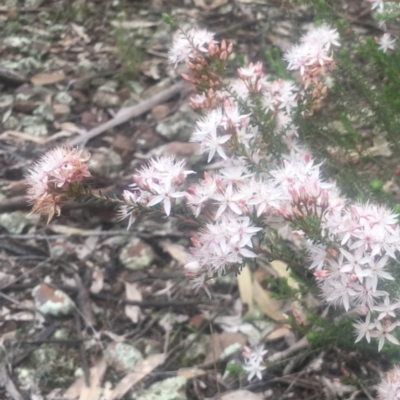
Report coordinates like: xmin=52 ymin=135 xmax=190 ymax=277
xmin=226 ymin=361 xmax=246 ymax=377
xmin=266 ymin=275 xmax=296 ymax=300
xmin=114 ymin=25 xmax=144 ymax=79
xmin=304 ymin=314 xmax=372 ymax=353
xmin=162 ymin=13 xmax=176 ymax=26
xmin=265 ymin=47 xmax=289 ymax=79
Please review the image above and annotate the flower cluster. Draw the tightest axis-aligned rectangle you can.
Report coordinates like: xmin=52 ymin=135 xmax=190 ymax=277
xmin=168 ymin=25 xmax=400 ymax=352
xmin=118 ymin=156 xmax=194 ymax=228
xmin=26 ymin=147 xmax=91 ymax=222
xmin=366 ymin=0 xmax=399 ymax=52
xmin=242 ymin=345 xmax=268 ymax=382
xmin=272 ymin=150 xmax=400 ymax=351
xmin=377 ymin=365 xmax=400 ymax=400
xmin=320 ymin=203 xmax=400 ymax=350
xmin=284 ymin=24 xmax=340 ymax=110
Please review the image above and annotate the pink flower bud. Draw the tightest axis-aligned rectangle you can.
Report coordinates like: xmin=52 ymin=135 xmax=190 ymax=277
xmin=191 ymin=237 xmax=201 ymax=248
xmin=221 ymin=39 xmax=227 ymax=52
xmin=181 ymin=73 xmax=197 ymax=84
xmin=289 ymin=187 xmax=300 ymax=203
xmin=314 ymin=270 xmax=329 ymax=278
xmin=320 ymin=189 xmax=329 ymax=210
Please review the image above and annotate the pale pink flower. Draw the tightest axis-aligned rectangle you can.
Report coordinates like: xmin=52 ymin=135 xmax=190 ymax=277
xmin=378 ymin=33 xmax=396 ymax=53
xmin=243 ymin=358 xmax=266 ymax=382
xmin=27 ymin=147 xmax=91 ymax=199
xmin=169 ymin=28 xmax=215 ymax=65
xmin=377 ymin=366 xmax=400 ymax=400
xmin=373 ymin=296 xmax=400 ymax=320
xmin=366 ymin=0 xmax=385 ymax=12
xmin=243 ymin=344 xmax=268 ymax=382
xmin=237 ymin=62 xmax=263 ymax=80
xmin=353 ymin=312 xmax=376 ymax=343
xmin=372 ymin=321 xmax=400 ymax=351
xmin=212 ymin=183 xmax=247 ymax=219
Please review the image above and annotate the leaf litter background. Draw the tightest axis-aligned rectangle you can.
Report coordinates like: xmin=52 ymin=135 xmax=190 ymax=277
xmin=0 ymin=0 xmax=391 ymax=399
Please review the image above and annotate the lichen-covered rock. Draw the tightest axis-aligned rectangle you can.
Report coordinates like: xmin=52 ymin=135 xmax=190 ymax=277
xmin=184 ymin=334 xmax=209 ymax=362
xmin=92 ymin=91 xmax=120 ymax=108
xmin=156 ymin=103 xmax=197 ymax=141
xmin=119 ymin=238 xmax=155 ymax=270
xmin=21 ymin=115 xmax=48 ymax=136
xmin=55 ymin=91 xmax=74 ymax=105
xmin=105 ymin=342 xmax=143 ymax=372
xmin=0 ymin=211 xmax=35 ymax=234
xmin=89 ymin=149 xmax=123 ymax=176
xmin=32 ymin=283 xmax=75 ymax=316
xmin=134 ymin=376 xmax=187 ymax=400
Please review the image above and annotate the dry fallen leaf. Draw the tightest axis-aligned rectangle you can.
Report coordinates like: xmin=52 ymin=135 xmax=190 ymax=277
xmin=270 ymin=260 xmax=300 ymax=291
xmin=109 ymin=353 xmax=165 ymax=400
xmin=52 ymin=103 xmax=70 ymax=115
xmin=193 ymin=0 xmax=229 ymax=10
xmin=266 ymin=326 xmax=291 ymax=341
xmin=90 ymin=266 xmax=104 ymax=294
xmin=237 ymin=264 xmax=253 ymax=311
xmin=0 ymin=130 xmax=46 ymax=144
xmin=124 ymin=282 xmax=142 ymax=323
xmin=160 ymin=241 xmax=189 ymax=265
xmin=252 ymin=279 xmax=287 ymax=322
xmin=31 ymin=71 xmax=66 ymax=85
xmin=204 ymin=332 xmax=247 ymax=364
xmin=177 ymin=367 xmax=207 ymax=379
xmin=220 ymin=390 xmax=263 ymax=400
xmin=64 ymin=357 xmax=107 ymax=400
xmin=56 ymin=121 xmax=87 ymax=134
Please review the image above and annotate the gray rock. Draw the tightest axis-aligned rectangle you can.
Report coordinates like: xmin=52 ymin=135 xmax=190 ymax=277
xmin=119 ymin=238 xmax=156 ymax=270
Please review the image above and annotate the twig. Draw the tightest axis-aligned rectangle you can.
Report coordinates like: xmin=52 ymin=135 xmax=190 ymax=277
xmin=266 ymin=336 xmax=310 ymax=365
xmin=66 ymin=81 xmax=189 ymax=146
xmin=210 ymin=324 xmax=221 ymax=395
xmin=0 ymin=367 xmax=26 ymax=400
xmin=72 ymin=270 xmax=95 ymax=328
xmin=0 ymin=258 xmax=51 ymax=292
xmin=91 ymin=292 xmax=205 ymax=308
xmin=74 ymin=312 xmax=90 ymax=387
xmin=0 ymin=6 xmax=51 ymax=12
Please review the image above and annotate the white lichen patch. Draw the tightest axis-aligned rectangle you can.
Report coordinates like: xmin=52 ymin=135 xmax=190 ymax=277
xmin=105 ymin=342 xmax=143 ymax=372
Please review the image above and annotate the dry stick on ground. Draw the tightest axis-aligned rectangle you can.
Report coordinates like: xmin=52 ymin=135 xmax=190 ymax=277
xmin=71 ymin=269 xmax=96 ymax=328
xmin=266 ymin=336 xmax=310 ymax=365
xmin=74 ymin=311 xmax=91 ymax=387
xmin=66 ymin=80 xmax=189 ymax=147
xmin=0 ymin=366 xmax=26 ymax=400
